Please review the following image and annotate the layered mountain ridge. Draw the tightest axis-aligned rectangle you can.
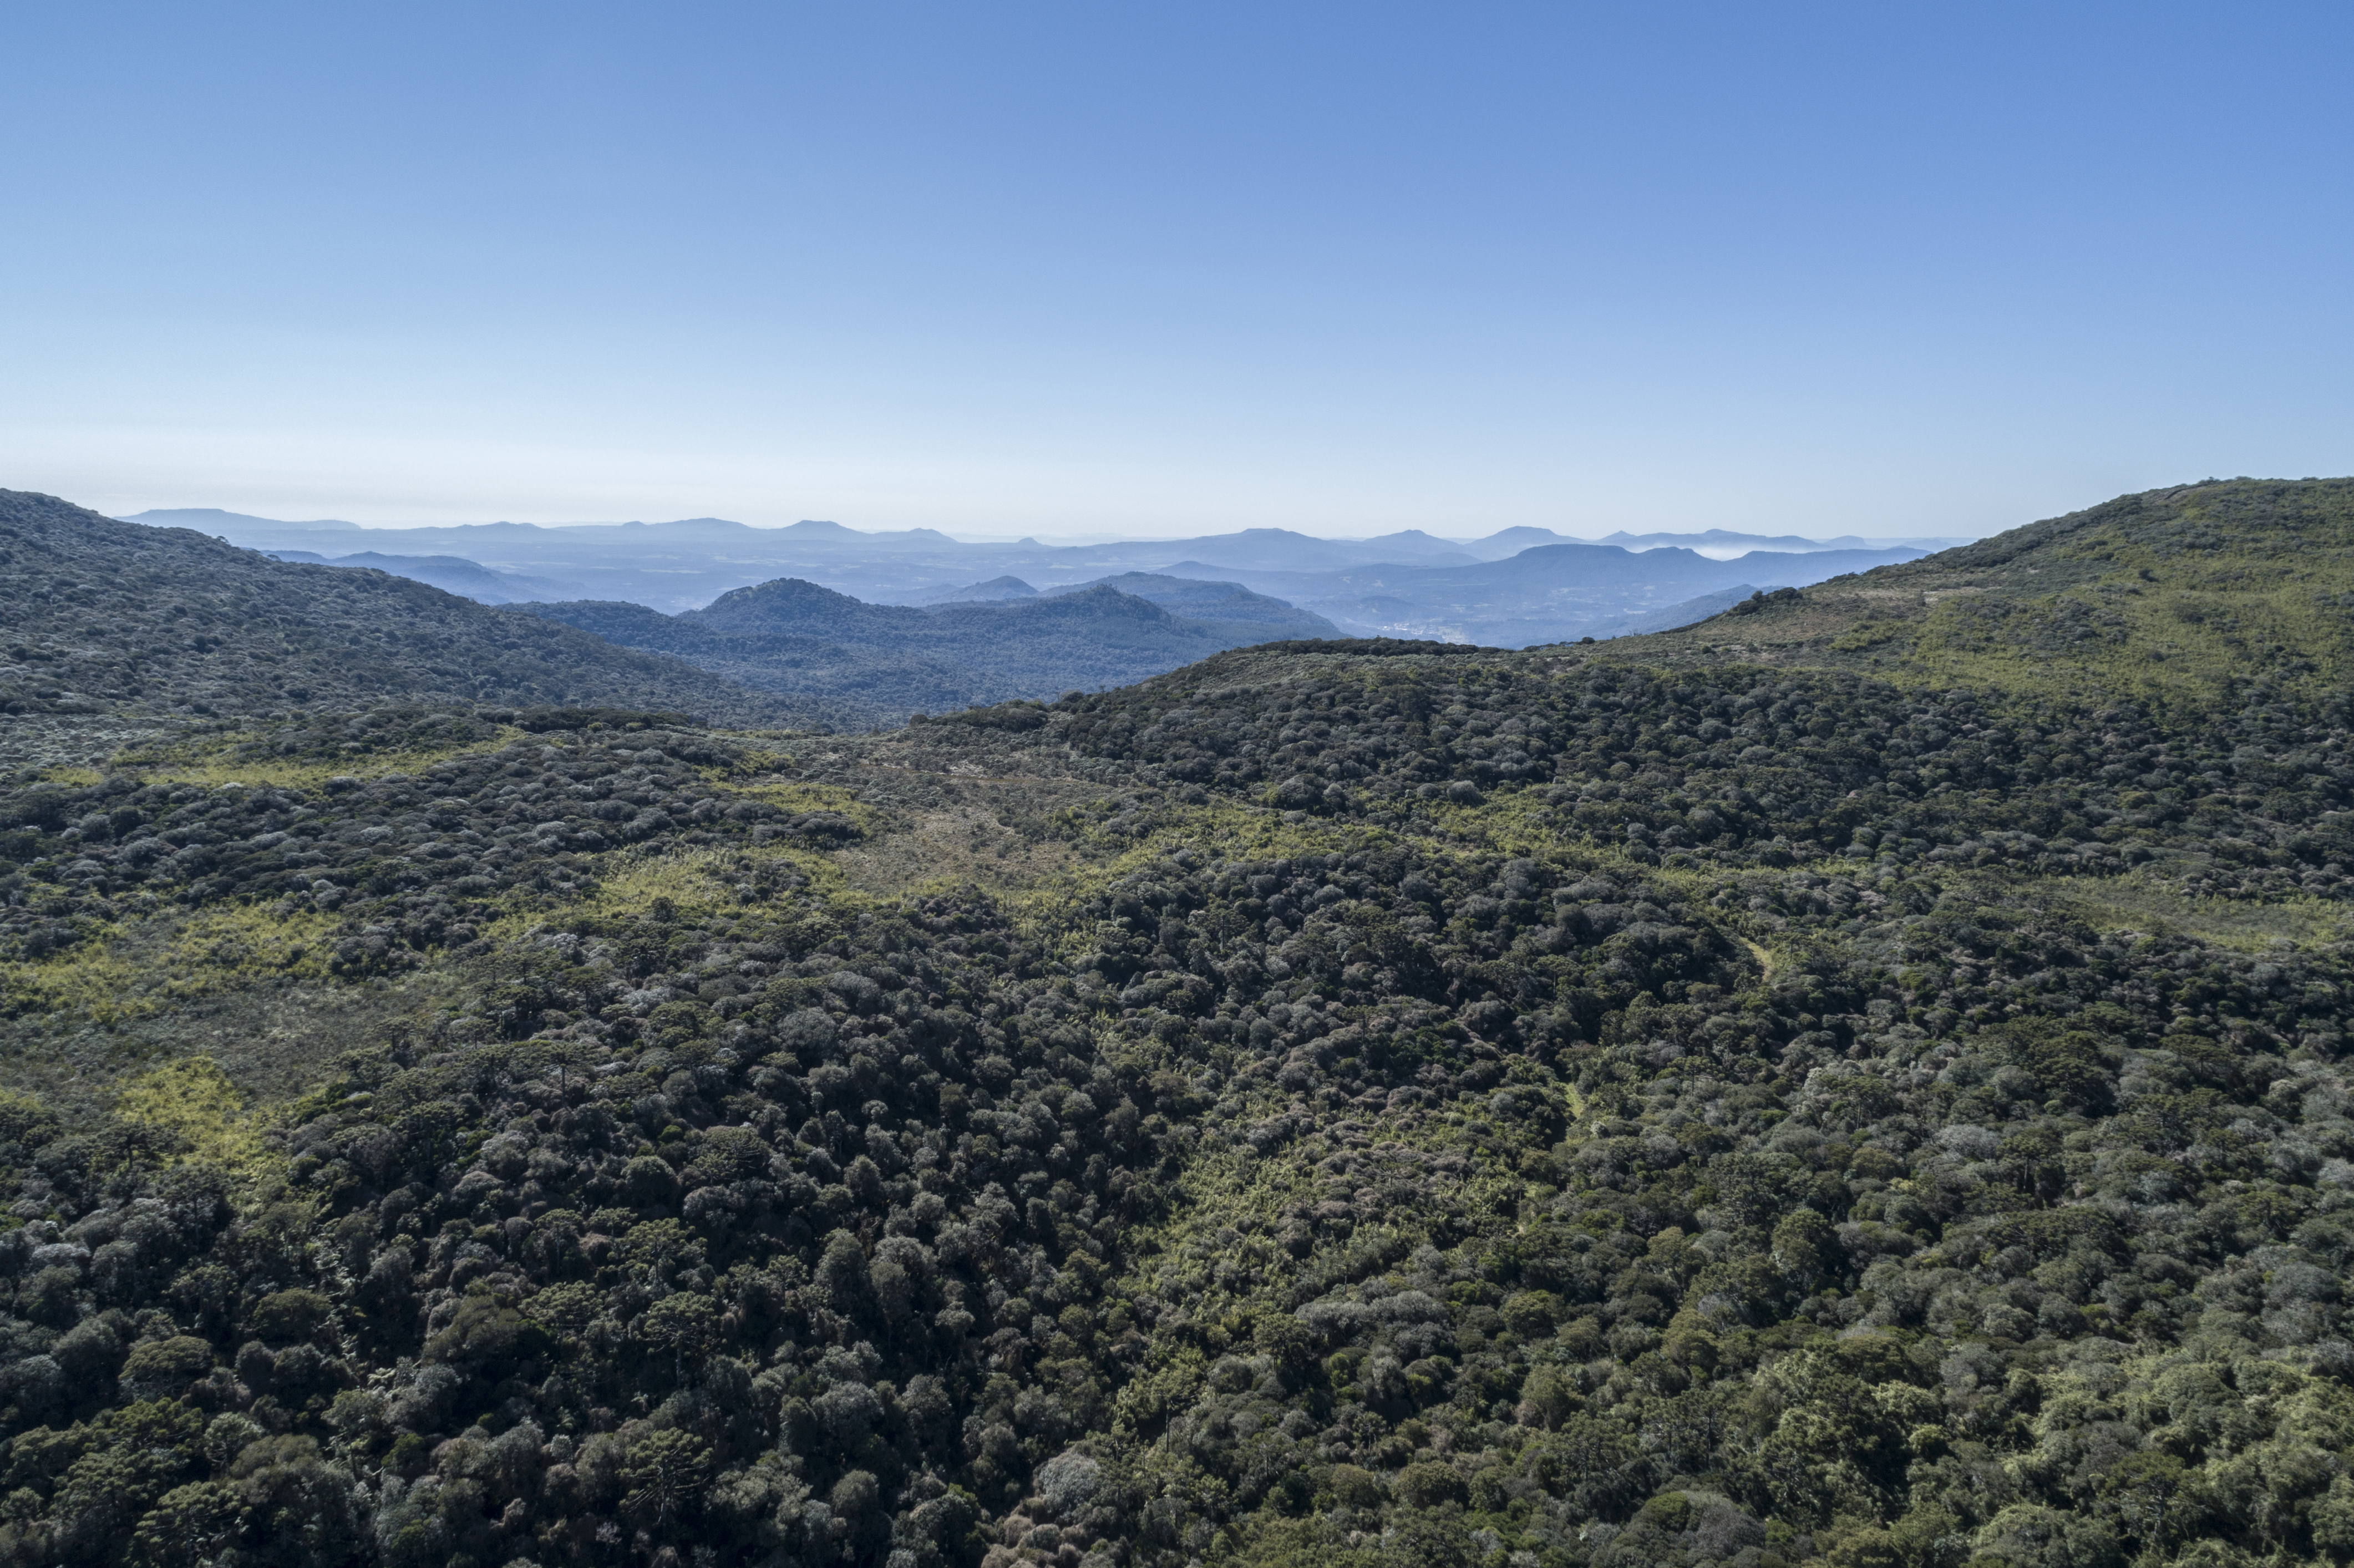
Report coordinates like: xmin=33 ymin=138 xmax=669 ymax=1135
xmin=0 ymin=490 xmax=829 ymax=734
xmin=518 ymin=575 xmax=1340 ymax=726
xmin=120 ymin=506 xmax=1939 ymax=640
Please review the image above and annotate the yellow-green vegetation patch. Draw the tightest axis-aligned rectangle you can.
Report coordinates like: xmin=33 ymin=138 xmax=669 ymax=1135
xmin=156 ymin=739 xmax=526 ymax=789
xmin=0 ymin=904 xmax=335 ymax=1024
xmin=172 ymin=902 xmax=337 ymax=974
xmin=1109 ymin=1138 xmax=1332 ymax=1434
xmin=111 ymin=724 xmax=531 ymax=789
xmin=2 ymin=924 xmax=143 ymax=1022
xmin=1109 ymin=800 xmax=1372 ymax=869
xmin=1005 ymin=789 xmax=1661 ymax=960
xmin=830 ymin=803 xmax=1080 ymax=900
xmin=2043 ymin=870 xmax=2354 ymax=951
xmin=694 ymin=744 xmax=804 ymax=781
xmin=714 ymin=777 xmax=885 ymax=833
xmin=1894 ymin=580 xmax=2335 ymax=708
xmin=1425 ymin=791 xmax=1591 ymax=860
xmin=1001 ymin=800 xmax=1387 ymax=955
xmin=484 ymin=841 xmax=858 ymax=947
xmin=1868 ymin=511 xmax=2354 ymax=707
xmin=111 ymin=1056 xmax=280 ymax=1178
xmin=0 ymin=1087 xmax=53 ymax=1146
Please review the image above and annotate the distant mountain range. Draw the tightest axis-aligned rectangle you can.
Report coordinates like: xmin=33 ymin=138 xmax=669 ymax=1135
xmin=1149 ymin=541 xmax=1930 ymax=645
xmin=922 ymin=571 xmax=1340 ymax=642
xmin=1 ymin=493 xmax=826 ymax=729
xmin=0 ymin=495 xmax=1352 ymax=734
xmin=263 ymin=549 xmax=581 ymax=604
xmin=515 ymin=574 xmax=1339 ymax=724
xmin=121 ymin=506 xmax=1947 ymax=646
xmin=1589 ymin=527 xmax=1964 ymax=557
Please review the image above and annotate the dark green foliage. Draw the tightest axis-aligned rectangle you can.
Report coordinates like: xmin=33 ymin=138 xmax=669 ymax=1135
xmin=8 ymin=483 xmax=2354 ymax=1568
xmin=1039 ymin=575 xmax=1342 ymax=647
xmin=1033 ymin=646 xmax=2354 ymax=906
xmin=0 ymin=718 xmax=841 ymax=975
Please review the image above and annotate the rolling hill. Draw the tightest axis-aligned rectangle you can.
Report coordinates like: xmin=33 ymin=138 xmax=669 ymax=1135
xmin=0 ymin=489 xmax=836 ymax=735
xmin=1637 ymin=476 xmax=2354 ymax=705
xmin=1036 ymin=573 xmax=1340 ymax=643
xmin=519 ymin=576 xmax=1340 ymax=724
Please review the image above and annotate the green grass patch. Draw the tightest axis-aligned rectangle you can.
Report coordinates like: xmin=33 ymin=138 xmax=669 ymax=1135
xmin=714 ymin=778 xmax=889 ymax=844
xmin=0 ymin=905 xmax=336 ymax=1024
xmin=2041 ymin=870 xmax=2354 ymax=951
xmin=111 ymin=723 xmax=531 ymax=789
xmin=111 ymin=1056 xmax=281 ymax=1179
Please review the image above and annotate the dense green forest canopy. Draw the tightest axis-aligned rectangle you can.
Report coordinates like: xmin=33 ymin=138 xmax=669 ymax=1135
xmin=2 ymin=479 xmax=2353 ymax=1568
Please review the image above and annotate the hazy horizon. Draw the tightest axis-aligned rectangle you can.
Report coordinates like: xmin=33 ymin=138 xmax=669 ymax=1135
xmin=111 ymin=503 xmax=1981 ymax=549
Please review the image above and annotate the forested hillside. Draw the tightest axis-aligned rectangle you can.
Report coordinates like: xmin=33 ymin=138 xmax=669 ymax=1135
xmin=1036 ymin=576 xmax=1339 ymax=647
xmin=3 ymin=481 xmax=2353 ymax=1568
xmin=1643 ymin=477 xmax=2354 ymax=706
xmin=1 ymin=491 xmax=832 ymax=733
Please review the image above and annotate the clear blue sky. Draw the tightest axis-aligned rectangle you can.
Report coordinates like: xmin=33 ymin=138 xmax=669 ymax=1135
xmin=3 ymin=2 xmax=2348 ymax=538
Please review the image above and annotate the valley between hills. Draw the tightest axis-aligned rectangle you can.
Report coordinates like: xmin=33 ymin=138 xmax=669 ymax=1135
xmin=2 ymin=480 xmax=2353 ymax=1568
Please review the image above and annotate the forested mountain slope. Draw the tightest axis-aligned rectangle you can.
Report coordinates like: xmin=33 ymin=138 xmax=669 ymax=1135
xmin=1037 ymin=575 xmax=1339 ymax=646
xmin=1639 ymin=477 xmax=2354 ymax=706
xmin=0 ymin=491 xmax=836 ymax=733
xmin=3 ymin=481 xmax=2353 ymax=1568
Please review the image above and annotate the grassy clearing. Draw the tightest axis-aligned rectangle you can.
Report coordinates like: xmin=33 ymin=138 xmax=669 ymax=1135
xmin=481 ymin=840 xmax=859 ymax=947
xmin=2045 ymin=871 xmax=2354 ymax=951
xmin=0 ymin=966 xmax=467 ymax=1130
xmin=694 ymin=743 xmax=813 ymax=781
xmin=1866 ymin=508 xmax=2354 ymax=707
xmin=717 ymin=777 xmax=884 ymax=828
xmin=0 ymin=905 xmax=336 ymax=1025
xmin=111 ymin=1056 xmax=280 ymax=1178
xmin=982 ymin=787 xmax=1669 ymax=957
xmin=1630 ymin=484 xmax=2354 ymax=709
xmin=1108 ymin=1134 xmax=1332 ymax=1434
xmin=830 ymin=801 xmax=1081 ymax=899
xmin=1105 ymin=1053 xmax=1560 ymax=1441
xmin=110 ymin=725 xmax=532 ymax=789
xmin=1898 ymin=579 xmax=2354 ymax=709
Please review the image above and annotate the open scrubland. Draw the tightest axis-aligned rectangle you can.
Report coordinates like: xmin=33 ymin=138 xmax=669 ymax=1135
xmin=3 ymin=481 xmax=2354 ymax=1568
